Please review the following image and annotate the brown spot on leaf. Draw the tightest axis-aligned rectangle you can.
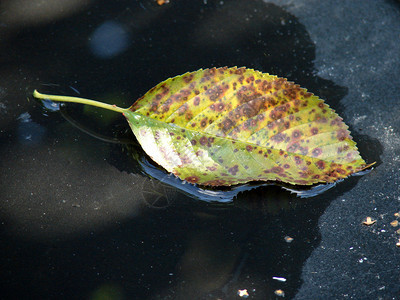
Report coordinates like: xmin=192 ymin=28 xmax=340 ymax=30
xmin=271 ymin=133 xmax=285 ymax=143
xmin=337 ymin=129 xmax=349 ymax=141
xmin=312 ymin=148 xmax=322 ymax=157
xmin=199 ymin=136 xmax=208 ymax=146
xmin=336 ymin=168 xmax=346 ymax=175
xmin=203 ymin=179 xmax=227 ymax=186
xmin=222 ymin=118 xmax=234 ymax=131
xmin=228 ymin=165 xmax=239 ymax=175
xmin=294 ymin=156 xmax=302 ymax=165
xmin=311 ymin=127 xmax=319 ymax=135
xmin=316 ymin=160 xmax=326 ymax=170
xmin=292 ymin=130 xmax=301 ymax=139
xmin=271 ymin=166 xmax=283 ymax=173
xmin=185 ymin=176 xmax=199 ymax=183
xmin=183 ymin=73 xmax=194 ymax=83
xmin=216 ymin=102 xmax=225 ymax=111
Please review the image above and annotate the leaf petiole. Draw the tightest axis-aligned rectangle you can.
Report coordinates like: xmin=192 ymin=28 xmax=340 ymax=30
xmin=33 ymin=90 xmax=128 ymax=114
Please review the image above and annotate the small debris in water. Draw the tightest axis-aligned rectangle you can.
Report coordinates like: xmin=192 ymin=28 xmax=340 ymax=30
xmin=396 ymin=240 xmax=400 ymax=248
xmin=156 ymin=0 xmax=169 ymax=5
xmin=274 ymin=289 xmax=285 ymax=297
xmin=390 ymin=220 xmax=399 ymax=227
xmin=394 ymin=212 xmax=400 ymax=217
xmin=237 ymin=289 xmax=249 ymax=298
xmin=396 ymin=229 xmax=400 ymax=234
xmin=284 ymin=236 xmax=294 ymax=243
xmin=272 ymin=276 xmax=287 ymax=282
xmin=362 ymin=217 xmax=376 ymax=226
xmin=72 ymin=203 xmax=81 ymax=208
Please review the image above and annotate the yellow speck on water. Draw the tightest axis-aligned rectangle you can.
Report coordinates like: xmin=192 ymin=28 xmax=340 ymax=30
xmin=237 ymin=289 xmax=249 ymax=298
xmin=274 ymin=289 xmax=285 ymax=297
xmin=284 ymin=236 xmax=294 ymax=243
xmin=362 ymin=217 xmax=376 ymax=226
xmin=394 ymin=212 xmax=400 ymax=217
xmin=390 ymin=220 xmax=399 ymax=227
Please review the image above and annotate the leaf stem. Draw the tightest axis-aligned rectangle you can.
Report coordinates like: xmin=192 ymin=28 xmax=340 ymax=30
xmin=33 ymin=90 xmax=128 ymax=114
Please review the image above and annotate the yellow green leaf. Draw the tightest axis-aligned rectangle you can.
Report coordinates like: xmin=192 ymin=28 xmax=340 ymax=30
xmin=33 ymin=67 xmax=373 ymax=187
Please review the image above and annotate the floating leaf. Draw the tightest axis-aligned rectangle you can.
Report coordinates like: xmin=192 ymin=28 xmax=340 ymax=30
xmin=33 ymin=67 xmax=373 ymax=187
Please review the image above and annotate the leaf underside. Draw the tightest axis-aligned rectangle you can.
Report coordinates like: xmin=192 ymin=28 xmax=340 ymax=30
xmin=124 ymin=67 xmax=370 ymax=186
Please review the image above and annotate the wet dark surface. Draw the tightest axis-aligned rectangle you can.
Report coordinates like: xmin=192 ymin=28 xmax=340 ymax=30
xmin=0 ymin=0 xmax=399 ymax=299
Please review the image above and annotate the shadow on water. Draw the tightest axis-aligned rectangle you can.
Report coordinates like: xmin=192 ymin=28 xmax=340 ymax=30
xmin=2 ymin=0 xmax=383 ymax=299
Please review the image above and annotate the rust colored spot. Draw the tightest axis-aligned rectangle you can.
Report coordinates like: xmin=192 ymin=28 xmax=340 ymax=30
xmin=185 ymin=112 xmax=193 ymax=121
xmin=203 ymin=179 xmax=227 ymax=186
xmin=207 ymin=166 xmax=217 ymax=171
xmin=193 ymin=97 xmax=200 ymax=106
xmin=292 ymin=130 xmax=301 ymax=139
xmin=191 ymin=139 xmax=197 ymax=146
xmin=311 ymin=127 xmax=319 ymax=135
xmin=284 ymin=121 xmax=290 ymax=129
xmin=336 ymin=168 xmax=346 ymax=175
xmin=216 ymin=102 xmax=225 ymax=111
xmin=222 ymin=118 xmax=234 ymax=131
xmin=300 ymin=147 xmax=309 ymax=155
xmin=337 ymin=129 xmax=349 ymax=141
xmin=316 ymin=160 xmax=325 ymax=170
xmin=312 ymin=148 xmax=322 ymax=157
xmin=228 ymin=165 xmax=239 ymax=175
xmin=271 ymin=133 xmax=285 ymax=143
xmin=178 ymin=103 xmax=188 ymax=115
xmin=271 ymin=166 xmax=283 ymax=173
xmin=183 ymin=73 xmax=194 ymax=83
xmin=246 ymin=145 xmax=253 ymax=152
xmin=199 ymin=136 xmax=208 ymax=146
xmin=176 ymin=136 xmax=181 ymax=140
xmin=200 ymin=118 xmax=207 ymax=127
xmin=185 ymin=176 xmax=199 ymax=183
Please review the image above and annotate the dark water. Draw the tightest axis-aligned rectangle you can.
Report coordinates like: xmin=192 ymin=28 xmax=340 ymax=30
xmin=0 ymin=0 xmax=382 ymax=299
